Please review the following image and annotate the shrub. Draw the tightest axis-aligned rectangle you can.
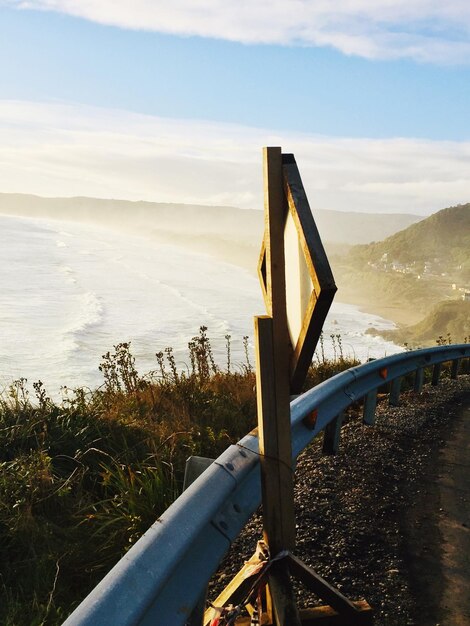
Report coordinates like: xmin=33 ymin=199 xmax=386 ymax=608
xmin=0 ymin=329 xmax=357 ymax=624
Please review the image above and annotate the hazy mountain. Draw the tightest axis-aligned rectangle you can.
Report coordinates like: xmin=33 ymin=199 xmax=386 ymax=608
xmin=0 ymin=192 xmax=422 ymax=251
xmin=2 ymin=192 xmax=466 ymax=342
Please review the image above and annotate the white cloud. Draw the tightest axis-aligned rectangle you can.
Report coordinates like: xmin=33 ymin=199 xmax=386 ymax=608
xmin=4 ymin=0 xmax=470 ymax=63
xmin=0 ymin=99 xmax=469 ymax=214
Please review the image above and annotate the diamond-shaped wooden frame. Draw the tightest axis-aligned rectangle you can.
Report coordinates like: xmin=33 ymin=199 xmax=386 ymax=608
xmin=258 ymin=153 xmax=337 ymax=393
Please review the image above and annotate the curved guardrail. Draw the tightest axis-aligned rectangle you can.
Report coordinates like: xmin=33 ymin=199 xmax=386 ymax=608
xmin=63 ymin=344 xmax=469 ymax=626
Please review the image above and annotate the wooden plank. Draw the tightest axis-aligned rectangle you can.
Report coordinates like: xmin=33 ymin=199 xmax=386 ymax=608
xmin=255 ymin=316 xmax=296 ymax=555
xmin=268 ymin=560 xmax=302 ymax=626
xmin=451 ymin=358 xmax=460 ymax=379
xmin=263 ymin=147 xmax=288 ymax=325
xmin=286 ymin=554 xmax=362 ymax=620
xmin=290 ymin=290 xmax=336 ymax=394
xmin=234 ymin=601 xmax=373 ymax=625
xmin=263 ymin=148 xmax=292 ymax=459
xmin=298 ymin=601 xmax=373 ymax=625
xmin=282 ymin=154 xmax=336 ymax=294
xmin=282 ymin=154 xmax=337 ymax=393
xmin=202 ymin=543 xmax=269 ymax=625
xmin=256 ymin=146 xmax=296 ymax=556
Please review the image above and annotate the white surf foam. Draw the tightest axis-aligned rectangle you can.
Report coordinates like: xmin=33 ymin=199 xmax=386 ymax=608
xmin=0 ymin=213 xmax=402 ymax=395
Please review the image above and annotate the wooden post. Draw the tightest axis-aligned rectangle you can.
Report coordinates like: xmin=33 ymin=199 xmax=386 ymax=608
xmin=255 ymin=316 xmax=296 ymax=556
xmin=268 ymin=560 xmax=302 ymax=626
xmin=216 ymin=148 xmax=367 ymax=625
xmin=255 ymin=147 xmax=296 ymax=557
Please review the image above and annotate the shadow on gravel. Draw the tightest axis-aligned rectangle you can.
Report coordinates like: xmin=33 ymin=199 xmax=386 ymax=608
xmin=208 ymin=376 xmax=470 ymax=626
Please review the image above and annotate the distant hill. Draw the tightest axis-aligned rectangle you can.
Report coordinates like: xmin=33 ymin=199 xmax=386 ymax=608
xmin=335 ymin=203 xmax=470 ymax=337
xmin=348 ymin=204 xmax=470 ymax=278
xmin=315 ymin=209 xmax=422 ymax=245
xmin=0 ymin=192 xmax=422 ymax=251
xmin=3 ymin=191 xmax=465 ymax=344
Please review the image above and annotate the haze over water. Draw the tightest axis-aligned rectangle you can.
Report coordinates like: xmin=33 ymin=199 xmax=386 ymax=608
xmin=0 ymin=213 xmax=401 ymax=396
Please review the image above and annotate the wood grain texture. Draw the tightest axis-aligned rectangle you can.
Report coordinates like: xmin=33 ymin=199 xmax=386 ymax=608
xmin=255 ymin=315 xmax=296 ymax=554
xmin=282 ymin=153 xmax=337 ymax=393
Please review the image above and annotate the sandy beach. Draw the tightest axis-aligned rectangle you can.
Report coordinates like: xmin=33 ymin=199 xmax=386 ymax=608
xmin=332 ymin=292 xmax=423 ymax=327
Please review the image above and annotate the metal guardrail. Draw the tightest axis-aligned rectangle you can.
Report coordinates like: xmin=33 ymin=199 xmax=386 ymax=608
xmin=64 ymin=344 xmax=470 ymax=626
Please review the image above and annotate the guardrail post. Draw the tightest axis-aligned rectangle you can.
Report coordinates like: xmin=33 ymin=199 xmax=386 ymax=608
xmin=431 ymin=363 xmax=442 ymax=386
xmin=322 ymin=411 xmax=344 ymax=455
xmin=451 ymin=358 xmax=460 ymax=379
xmin=389 ymin=377 xmax=402 ymax=406
xmin=183 ymin=456 xmax=215 ymax=491
xmin=414 ymin=368 xmax=424 ymax=393
xmin=363 ymin=389 xmax=377 ymax=425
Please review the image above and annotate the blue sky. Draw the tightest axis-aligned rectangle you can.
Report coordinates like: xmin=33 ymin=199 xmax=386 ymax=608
xmin=1 ymin=1 xmax=469 ymax=214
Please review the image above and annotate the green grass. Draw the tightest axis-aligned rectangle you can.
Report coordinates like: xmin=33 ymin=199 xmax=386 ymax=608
xmin=0 ymin=329 xmax=358 ymax=625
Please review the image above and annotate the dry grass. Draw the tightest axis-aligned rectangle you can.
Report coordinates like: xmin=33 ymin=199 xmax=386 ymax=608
xmin=0 ymin=329 xmax=357 ymax=625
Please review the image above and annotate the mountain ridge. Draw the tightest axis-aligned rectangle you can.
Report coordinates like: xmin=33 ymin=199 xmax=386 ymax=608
xmin=0 ymin=192 xmax=423 ymax=247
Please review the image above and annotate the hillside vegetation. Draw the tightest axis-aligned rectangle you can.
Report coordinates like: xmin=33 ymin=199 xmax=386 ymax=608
xmin=347 ymin=204 xmax=470 ymax=279
xmin=0 ymin=331 xmax=357 ymax=625
xmin=334 ymin=203 xmax=470 ymax=343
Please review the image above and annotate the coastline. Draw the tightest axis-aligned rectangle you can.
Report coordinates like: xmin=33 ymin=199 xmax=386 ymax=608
xmin=333 ymin=292 xmax=422 ymax=328
xmin=156 ymin=231 xmax=420 ymax=331
xmin=146 ymin=230 xmax=420 ymax=331
xmin=0 ymin=207 xmax=424 ymax=332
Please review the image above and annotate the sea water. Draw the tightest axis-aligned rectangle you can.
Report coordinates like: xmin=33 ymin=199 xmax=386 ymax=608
xmin=0 ymin=214 xmax=401 ymax=396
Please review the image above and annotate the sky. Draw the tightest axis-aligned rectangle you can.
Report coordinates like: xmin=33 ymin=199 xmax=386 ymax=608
xmin=0 ymin=1 xmax=469 ymax=214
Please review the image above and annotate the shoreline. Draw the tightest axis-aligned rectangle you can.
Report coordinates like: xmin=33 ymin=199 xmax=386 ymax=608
xmin=333 ymin=292 xmax=422 ymax=328
xmin=149 ymin=227 xmax=420 ymax=332
xmin=0 ymin=210 xmax=423 ymax=331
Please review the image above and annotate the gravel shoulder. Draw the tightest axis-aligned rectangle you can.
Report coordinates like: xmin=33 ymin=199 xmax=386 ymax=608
xmin=208 ymin=374 xmax=470 ymax=626
xmin=437 ymin=394 xmax=470 ymax=625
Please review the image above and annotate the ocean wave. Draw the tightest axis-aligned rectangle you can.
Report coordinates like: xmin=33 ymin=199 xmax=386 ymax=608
xmin=64 ymin=291 xmax=104 ymax=349
xmin=1 ymin=214 xmax=403 ymax=394
xmin=157 ymin=279 xmax=218 ymax=324
xmin=58 ymin=264 xmax=77 ymax=285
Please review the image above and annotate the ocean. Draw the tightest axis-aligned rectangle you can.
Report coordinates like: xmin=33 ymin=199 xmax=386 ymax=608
xmin=0 ymin=213 xmax=401 ymax=396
